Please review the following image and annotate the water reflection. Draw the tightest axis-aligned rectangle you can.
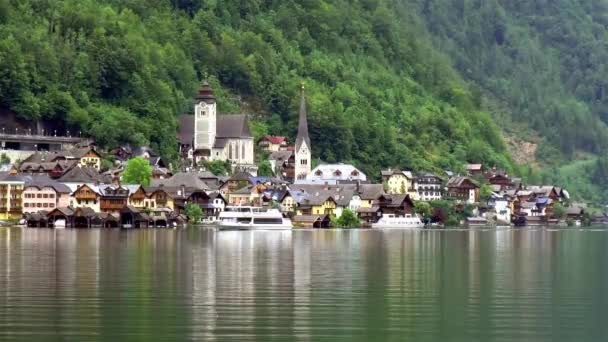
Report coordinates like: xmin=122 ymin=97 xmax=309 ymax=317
xmin=0 ymin=227 xmax=606 ymax=341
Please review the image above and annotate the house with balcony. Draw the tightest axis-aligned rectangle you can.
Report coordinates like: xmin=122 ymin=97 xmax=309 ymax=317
xmin=0 ymin=171 xmax=24 ymax=220
xmin=414 ymin=172 xmax=443 ymax=201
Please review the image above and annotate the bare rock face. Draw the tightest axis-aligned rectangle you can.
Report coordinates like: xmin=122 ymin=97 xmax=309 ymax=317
xmin=505 ymin=135 xmax=538 ymax=166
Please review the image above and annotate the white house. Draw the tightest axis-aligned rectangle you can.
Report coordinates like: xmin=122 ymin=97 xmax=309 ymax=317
xmin=305 ymin=164 xmax=367 ymax=183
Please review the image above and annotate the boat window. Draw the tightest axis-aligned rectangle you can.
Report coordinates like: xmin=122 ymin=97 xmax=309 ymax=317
xmin=253 ymin=218 xmax=283 ymax=225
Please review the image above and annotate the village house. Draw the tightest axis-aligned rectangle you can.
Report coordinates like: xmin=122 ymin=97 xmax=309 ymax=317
xmin=305 ymin=163 xmax=366 ymax=184
xmin=228 ymin=185 xmax=255 ymax=206
xmin=98 ymin=184 xmax=133 ymax=214
xmin=381 ymin=169 xmax=415 ymax=196
xmin=414 ymin=172 xmax=443 ymax=201
xmin=466 ymin=164 xmax=484 ymax=177
xmin=375 ymin=194 xmax=415 ymax=217
xmin=22 ymin=176 xmax=70 ymax=213
xmin=486 ymin=193 xmax=512 ymax=223
xmin=220 ymin=171 xmax=253 ymax=194
xmin=446 ymin=176 xmax=480 ymax=204
xmin=177 ymin=81 xmax=255 ymax=173
xmin=128 ymin=186 xmax=147 ymax=209
xmin=69 ymin=184 xmax=101 ymax=213
xmin=485 ymin=169 xmax=514 ymax=190
xmin=0 ymin=171 xmax=24 ymax=220
xmin=357 ymin=183 xmax=384 ymax=209
xmin=258 ymin=136 xmax=288 ymax=152
xmin=268 ymin=150 xmax=295 ymax=182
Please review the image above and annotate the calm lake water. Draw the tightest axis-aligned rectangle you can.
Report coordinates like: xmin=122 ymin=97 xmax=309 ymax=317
xmin=0 ymin=227 xmax=607 ymax=341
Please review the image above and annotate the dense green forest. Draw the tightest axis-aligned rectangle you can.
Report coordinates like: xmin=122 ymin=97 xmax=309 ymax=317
xmin=405 ymin=0 xmax=608 ymax=202
xmin=0 ymin=0 xmax=514 ymax=179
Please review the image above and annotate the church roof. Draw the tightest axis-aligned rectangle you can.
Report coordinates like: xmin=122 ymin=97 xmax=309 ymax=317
xmin=295 ymin=86 xmax=311 ymax=151
xmin=195 ymin=81 xmax=216 ymax=103
xmin=176 ymin=114 xmax=252 ymax=146
xmin=216 ymin=114 xmax=252 ymax=138
xmin=177 ymin=114 xmax=194 ymax=145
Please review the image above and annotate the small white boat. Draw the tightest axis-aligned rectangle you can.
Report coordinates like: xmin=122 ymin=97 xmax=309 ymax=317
xmin=54 ymin=219 xmax=66 ymax=229
xmin=372 ymin=214 xmax=424 ymax=229
xmin=218 ymin=206 xmax=292 ymax=230
xmin=199 ymin=216 xmax=218 ymax=225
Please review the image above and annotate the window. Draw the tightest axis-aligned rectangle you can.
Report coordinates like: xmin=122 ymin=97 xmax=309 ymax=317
xmin=37 ymin=203 xmax=42 ymax=208
xmin=43 ymin=203 xmax=48 ymax=208
xmin=50 ymin=203 xmax=54 ymax=208
xmin=37 ymin=194 xmax=42 ymax=198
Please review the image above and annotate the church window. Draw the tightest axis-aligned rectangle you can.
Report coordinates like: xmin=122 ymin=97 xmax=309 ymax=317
xmin=334 ymin=170 xmax=342 ymax=176
xmin=302 ymin=159 xmax=308 ymax=166
xmin=242 ymin=144 xmax=245 ymax=160
xmin=315 ymin=169 xmax=322 ymax=176
xmin=228 ymin=145 xmax=233 ymax=159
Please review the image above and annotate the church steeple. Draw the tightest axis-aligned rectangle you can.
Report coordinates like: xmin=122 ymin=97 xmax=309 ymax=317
xmin=295 ymin=84 xmax=310 ymax=151
xmin=294 ymin=83 xmax=312 ymax=182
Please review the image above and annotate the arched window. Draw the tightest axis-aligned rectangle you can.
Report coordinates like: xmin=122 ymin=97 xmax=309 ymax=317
xmin=242 ymin=143 xmax=246 ymax=161
xmin=315 ymin=169 xmax=323 ymax=176
xmin=334 ymin=170 xmax=342 ymax=177
xmin=351 ymin=170 xmax=359 ymax=177
xmin=228 ymin=144 xmax=233 ymax=159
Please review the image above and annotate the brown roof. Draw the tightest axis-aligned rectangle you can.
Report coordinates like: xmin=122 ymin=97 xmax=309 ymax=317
xmin=446 ymin=176 xmax=479 ymax=188
xmin=58 ymin=166 xmax=100 ymax=183
xmin=293 ymin=215 xmax=327 ymax=223
xmin=177 ymin=114 xmax=194 ymax=145
xmin=195 ymin=81 xmax=216 ymax=103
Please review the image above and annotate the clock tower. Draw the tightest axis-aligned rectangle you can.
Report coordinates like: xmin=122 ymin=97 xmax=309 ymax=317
xmin=295 ymin=84 xmax=311 ymax=181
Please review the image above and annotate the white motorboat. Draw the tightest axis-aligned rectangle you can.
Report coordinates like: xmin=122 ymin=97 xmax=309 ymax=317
xmin=54 ymin=219 xmax=66 ymax=229
xmin=199 ymin=216 xmax=218 ymax=225
xmin=218 ymin=206 xmax=292 ymax=230
xmin=371 ymin=214 xmax=424 ymax=229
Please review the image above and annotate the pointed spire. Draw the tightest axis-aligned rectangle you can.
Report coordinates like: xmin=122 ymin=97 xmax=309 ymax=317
xmin=295 ymin=83 xmax=310 ymax=151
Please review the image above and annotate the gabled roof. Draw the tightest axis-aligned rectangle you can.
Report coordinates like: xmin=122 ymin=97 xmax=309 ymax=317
xmin=58 ymin=166 xmax=100 ymax=183
xmin=466 ymin=164 xmax=483 ymax=171
xmin=228 ymin=171 xmax=253 ymax=182
xmin=446 ymin=176 xmax=479 ymax=188
xmin=151 ymin=172 xmax=209 ymax=190
xmin=269 ymin=150 xmax=294 ymax=161
xmin=216 ymin=114 xmax=252 ymax=138
xmin=0 ymin=171 xmax=24 ymax=183
xmin=177 ymin=114 xmax=195 ymax=145
xmin=358 ymin=184 xmax=384 ymax=200
xmin=23 ymin=175 xmax=71 ymax=193
xmin=261 ymin=135 xmax=287 ymax=145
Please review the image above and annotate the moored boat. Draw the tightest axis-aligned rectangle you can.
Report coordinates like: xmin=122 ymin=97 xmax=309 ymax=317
xmin=218 ymin=206 xmax=292 ymax=230
xmin=371 ymin=214 xmax=424 ymax=229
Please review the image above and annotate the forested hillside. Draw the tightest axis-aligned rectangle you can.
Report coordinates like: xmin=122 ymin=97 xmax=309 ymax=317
xmin=403 ymin=0 xmax=608 ymax=201
xmin=0 ymin=0 xmax=514 ymax=178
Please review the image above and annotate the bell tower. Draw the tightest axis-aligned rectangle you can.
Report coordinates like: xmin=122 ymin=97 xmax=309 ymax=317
xmin=194 ymin=81 xmax=217 ymax=153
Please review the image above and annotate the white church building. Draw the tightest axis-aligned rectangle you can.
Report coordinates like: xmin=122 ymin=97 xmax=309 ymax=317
xmin=178 ymin=82 xmax=256 ymax=173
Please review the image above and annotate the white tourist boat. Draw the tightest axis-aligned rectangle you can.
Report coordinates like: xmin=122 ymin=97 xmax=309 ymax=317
xmin=54 ymin=219 xmax=66 ymax=229
xmin=218 ymin=206 xmax=292 ymax=230
xmin=372 ymin=213 xmax=424 ymax=229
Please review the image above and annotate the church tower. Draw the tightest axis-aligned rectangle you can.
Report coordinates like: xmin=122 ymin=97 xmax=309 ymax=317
xmin=295 ymin=85 xmax=311 ymax=181
xmin=193 ymin=81 xmax=217 ymax=155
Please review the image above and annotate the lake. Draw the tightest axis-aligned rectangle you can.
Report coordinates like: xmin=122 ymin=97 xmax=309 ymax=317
xmin=0 ymin=226 xmax=607 ymax=341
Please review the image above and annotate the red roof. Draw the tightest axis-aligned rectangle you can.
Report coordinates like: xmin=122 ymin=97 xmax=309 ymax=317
xmin=263 ymin=135 xmax=287 ymax=145
xmin=286 ymin=145 xmax=295 ymax=151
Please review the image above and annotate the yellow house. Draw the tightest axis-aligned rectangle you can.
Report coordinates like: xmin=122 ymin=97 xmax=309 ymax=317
xmin=0 ymin=171 xmax=24 ymax=220
xmin=146 ymin=188 xmax=175 ymax=211
xmin=381 ymin=169 xmax=418 ymax=199
xmin=312 ymin=197 xmax=337 ymax=216
xmin=79 ymin=149 xmax=102 ymax=169
xmin=128 ymin=186 xmax=147 ymax=209
xmin=358 ymin=184 xmax=385 ymax=209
